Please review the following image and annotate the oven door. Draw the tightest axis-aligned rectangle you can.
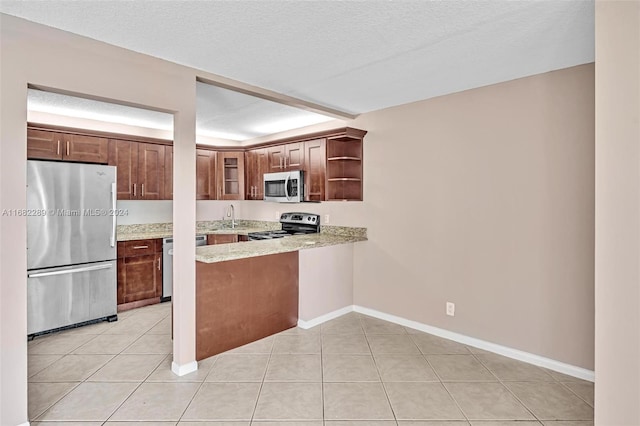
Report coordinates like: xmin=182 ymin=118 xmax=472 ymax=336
xmin=264 ymin=171 xmax=303 ymax=203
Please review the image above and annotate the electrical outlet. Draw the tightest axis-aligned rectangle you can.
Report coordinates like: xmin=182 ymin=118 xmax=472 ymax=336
xmin=275 ymin=211 xmax=280 ymax=220
xmin=446 ymin=302 xmax=455 ymax=317
xmin=324 ymin=214 xmax=330 ymax=224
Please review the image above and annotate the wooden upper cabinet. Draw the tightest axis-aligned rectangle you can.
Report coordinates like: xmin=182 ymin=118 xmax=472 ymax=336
xmin=267 ymin=143 xmax=305 ymax=172
xmin=109 ymin=139 xmax=138 ymax=200
xmin=303 ymin=139 xmax=326 ymax=201
xmin=137 ymin=143 xmax=165 ymax=200
xmin=164 ymin=146 xmax=173 ymax=201
xmin=27 ymin=129 xmax=108 ymax=164
xmin=326 ymin=135 xmax=363 ymax=201
xmin=65 ymin=134 xmax=109 ymax=163
xmin=196 ymin=149 xmax=216 ymax=200
xmin=245 ymin=148 xmax=268 ymax=200
xmin=27 ymin=129 xmax=63 ymax=160
xmin=285 ymin=142 xmax=304 ymax=170
xmin=217 ymin=151 xmax=245 ymax=200
xmin=108 ymin=140 xmax=167 ymax=200
xmin=267 ymin=145 xmax=286 ymax=172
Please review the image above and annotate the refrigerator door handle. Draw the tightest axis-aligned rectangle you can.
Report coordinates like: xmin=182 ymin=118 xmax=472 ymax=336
xmin=28 ymin=263 xmax=113 ymax=278
xmin=110 ymin=182 xmax=117 ymax=247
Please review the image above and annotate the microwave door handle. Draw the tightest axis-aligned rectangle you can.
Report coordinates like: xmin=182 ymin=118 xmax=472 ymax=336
xmin=285 ymin=174 xmax=291 ymax=200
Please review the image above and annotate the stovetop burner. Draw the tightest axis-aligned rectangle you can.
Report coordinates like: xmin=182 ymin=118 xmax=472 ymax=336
xmin=248 ymin=212 xmax=320 ymax=241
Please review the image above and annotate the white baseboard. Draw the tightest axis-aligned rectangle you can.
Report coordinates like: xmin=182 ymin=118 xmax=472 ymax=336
xmin=297 ymin=305 xmax=354 ymax=329
xmin=295 ymin=304 xmax=594 ymax=382
xmin=353 ymin=305 xmax=595 ymax=383
xmin=171 ymin=360 xmax=198 ymax=376
xmin=16 ymin=422 xmax=30 ymax=426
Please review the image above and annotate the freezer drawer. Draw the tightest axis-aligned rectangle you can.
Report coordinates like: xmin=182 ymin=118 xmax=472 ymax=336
xmin=27 ymin=260 xmax=117 ymax=335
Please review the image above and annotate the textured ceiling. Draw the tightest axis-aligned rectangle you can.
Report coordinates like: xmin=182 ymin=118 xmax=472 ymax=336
xmin=4 ymin=1 xmax=594 ymax=139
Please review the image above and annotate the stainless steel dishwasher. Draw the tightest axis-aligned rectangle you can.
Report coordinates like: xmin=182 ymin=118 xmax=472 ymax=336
xmin=162 ymin=235 xmax=207 ymax=302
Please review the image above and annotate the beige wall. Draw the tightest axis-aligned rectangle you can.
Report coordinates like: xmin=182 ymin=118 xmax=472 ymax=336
xmin=244 ymin=64 xmax=596 ymax=370
xmin=595 ymin=1 xmax=640 ymax=424
xmin=0 ymin=15 xmax=199 ymax=424
xmin=1 ymin=12 xmax=597 ymax=425
xmin=298 ymin=244 xmax=354 ymax=322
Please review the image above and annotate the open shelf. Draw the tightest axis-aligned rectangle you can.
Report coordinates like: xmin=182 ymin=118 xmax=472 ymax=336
xmin=325 ymin=135 xmax=363 ymax=201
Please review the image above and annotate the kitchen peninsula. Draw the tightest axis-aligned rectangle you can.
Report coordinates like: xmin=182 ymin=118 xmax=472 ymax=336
xmin=118 ymin=220 xmax=367 ymax=360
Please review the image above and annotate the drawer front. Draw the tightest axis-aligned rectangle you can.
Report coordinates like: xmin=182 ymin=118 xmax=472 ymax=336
xmin=123 ymin=239 xmax=156 ymax=257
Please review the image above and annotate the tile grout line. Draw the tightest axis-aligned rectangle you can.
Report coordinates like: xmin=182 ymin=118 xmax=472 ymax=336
xmin=359 ymin=314 xmax=399 ymax=424
xmin=320 ymin=326 xmax=326 ymax=424
xmin=30 ymin=324 xmax=117 ymax=421
xmin=175 ymin=356 xmax=218 ymax=422
xmin=468 ymin=349 xmax=542 ymax=423
xmin=30 ymin=304 xmax=171 ymax=421
xmin=249 ymin=334 xmax=276 ymax=423
xmin=100 ymin=306 xmax=172 ymax=423
xmin=556 ymin=379 xmax=595 ymax=409
xmin=419 ymin=347 xmax=471 ymax=424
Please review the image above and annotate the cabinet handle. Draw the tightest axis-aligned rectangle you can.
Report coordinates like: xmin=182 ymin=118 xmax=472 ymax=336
xmin=141 ymin=183 xmax=145 ymax=197
xmin=66 ymin=141 xmax=70 ymax=156
xmin=285 ymin=157 xmax=288 ymax=168
xmin=279 ymin=157 xmax=283 ymax=169
xmin=56 ymin=140 xmax=60 ymax=155
xmin=252 ymin=186 xmax=255 ymax=198
xmin=157 ymin=257 xmax=161 ymax=271
xmin=133 ymin=183 xmax=137 ymax=197
xmin=132 ymin=245 xmax=149 ymax=249
xmin=304 ymin=183 xmax=308 ymax=199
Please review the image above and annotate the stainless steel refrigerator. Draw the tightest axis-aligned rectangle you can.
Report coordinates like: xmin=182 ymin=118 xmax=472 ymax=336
xmin=27 ymin=160 xmax=118 ymax=336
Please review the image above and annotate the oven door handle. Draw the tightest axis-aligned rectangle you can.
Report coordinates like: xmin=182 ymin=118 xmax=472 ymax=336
xmin=285 ymin=174 xmax=291 ymax=201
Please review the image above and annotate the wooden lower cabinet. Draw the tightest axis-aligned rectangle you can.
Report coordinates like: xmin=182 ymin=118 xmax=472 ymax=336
xmin=117 ymin=239 xmax=162 ymax=310
xmin=207 ymin=234 xmax=238 ymax=245
xmin=195 ymin=251 xmax=298 ymax=360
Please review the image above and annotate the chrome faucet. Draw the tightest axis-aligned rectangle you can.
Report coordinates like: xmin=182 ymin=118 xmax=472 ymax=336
xmin=227 ymin=204 xmax=236 ymax=229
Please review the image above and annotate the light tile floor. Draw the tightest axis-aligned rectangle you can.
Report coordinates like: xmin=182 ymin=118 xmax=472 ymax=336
xmin=28 ymin=302 xmax=594 ymax=425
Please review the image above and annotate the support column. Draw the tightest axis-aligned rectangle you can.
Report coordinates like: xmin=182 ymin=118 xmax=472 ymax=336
xmin=171 ymin=82 xmax=198 ymax=376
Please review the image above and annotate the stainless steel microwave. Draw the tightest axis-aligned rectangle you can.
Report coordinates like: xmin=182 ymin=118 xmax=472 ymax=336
xmin=264 ymin=170 xmax=304 ymax=203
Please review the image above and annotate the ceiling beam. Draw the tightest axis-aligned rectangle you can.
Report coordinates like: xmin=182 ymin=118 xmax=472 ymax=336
xmin=195 ymin=73 xmax=358 ymax=121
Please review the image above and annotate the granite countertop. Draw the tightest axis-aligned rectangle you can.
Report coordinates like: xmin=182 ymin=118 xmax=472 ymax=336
xmin=116 ymin=220 xmax=366 ymax=244
xmin=195 ymin=233 xmax=367 ymax=264
xmin=117 ymin=227 xmax=267 ymax=242
xmin=116 ymin=220 xmax=280 ymax=242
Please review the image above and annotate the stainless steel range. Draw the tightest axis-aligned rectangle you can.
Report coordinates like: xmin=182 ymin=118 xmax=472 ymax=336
xmin=248 ymin=212 xmax=320 ymax=240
